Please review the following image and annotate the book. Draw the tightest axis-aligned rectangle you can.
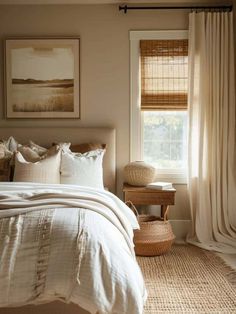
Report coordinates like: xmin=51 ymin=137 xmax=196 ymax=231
xmin=146 ymin=181 xmax=173 ymax=190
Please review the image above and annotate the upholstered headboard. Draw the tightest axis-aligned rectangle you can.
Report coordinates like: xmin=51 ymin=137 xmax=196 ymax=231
xmin=0 ymin=127 xmax=116 ymax=193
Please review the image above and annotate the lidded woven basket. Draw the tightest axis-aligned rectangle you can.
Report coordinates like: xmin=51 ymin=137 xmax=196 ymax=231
xmin=126 ymin=201 xmax=175 ymax=256
xmin=124 ymin=161 xmax=156 ymax=186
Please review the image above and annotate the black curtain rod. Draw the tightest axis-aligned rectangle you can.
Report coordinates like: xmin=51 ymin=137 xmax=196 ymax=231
xmin=119 ymin=5 xmax=233 ymax=14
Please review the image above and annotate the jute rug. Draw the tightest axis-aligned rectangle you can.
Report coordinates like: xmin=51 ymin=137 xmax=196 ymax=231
xmin=137 ymin=245 xmax=236 ymax=313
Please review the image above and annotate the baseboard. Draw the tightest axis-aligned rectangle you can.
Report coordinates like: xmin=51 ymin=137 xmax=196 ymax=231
xmin=169 ymin=220 xmax=191 ymax=243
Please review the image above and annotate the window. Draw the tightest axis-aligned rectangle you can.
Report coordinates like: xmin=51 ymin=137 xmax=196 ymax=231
xmin=143 ymin=111 xmax=187 ymax=171
xmin=130 ymin=31 xmax=188 ymax=182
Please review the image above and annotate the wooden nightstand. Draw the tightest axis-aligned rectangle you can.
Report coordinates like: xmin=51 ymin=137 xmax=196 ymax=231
xmin=123 ymin=183 xmax=176 ymax=219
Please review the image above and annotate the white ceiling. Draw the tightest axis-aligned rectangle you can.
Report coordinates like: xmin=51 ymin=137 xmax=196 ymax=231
xmin=0 ymin=0 xmax=232 ymax=5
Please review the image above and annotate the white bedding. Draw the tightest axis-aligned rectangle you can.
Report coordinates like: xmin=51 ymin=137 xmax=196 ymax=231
xmin=0 ymin=183 xmax=147 ymax=314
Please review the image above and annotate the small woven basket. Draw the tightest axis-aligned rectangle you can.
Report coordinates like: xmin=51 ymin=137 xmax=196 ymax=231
xmin=126 ymin=201 xmax=175 ymax=256
xmin=124 ymin=161 xmax=156 ymax=186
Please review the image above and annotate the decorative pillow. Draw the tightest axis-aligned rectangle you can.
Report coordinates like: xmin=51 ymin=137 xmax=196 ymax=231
xmin=1 ymin=136 xmax=18 ymax=153
xmin=52 ymin=142 xmax=71 ymax=153
xmin=17 ymin=145 xmax=42 ymax=162
xmin=55 ymin=142 xmax=71 ymax=152
xmin=29 ymin=140 xmax=48 ymax=156
xmin=60 ymin=149 xmax=105 ymax=189
xmin=0 ymin=147 xmax=4 ymax=159
xmin=0 ymin=143 xmax=13 ymax=159
xmin=13 ymin=150 xmax=61 ymax=184
xmin=0 ymin=158 xmax=11 ymax=181
xmin=70 ymin=143 xmax=106 ymax=154
xmin=17 ymin=144 xmax=57 ymax=162
xmin=0 ymin=138 xmax=16 ymax=182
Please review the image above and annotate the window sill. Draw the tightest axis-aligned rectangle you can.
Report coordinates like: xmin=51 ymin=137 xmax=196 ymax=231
xmin=155 ymin=172 xmax=187 ymax=184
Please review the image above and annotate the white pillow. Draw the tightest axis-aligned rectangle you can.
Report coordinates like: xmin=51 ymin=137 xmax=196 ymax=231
xmin=14 ymin=150 xmax=61 ymax=184
xmin=54 ymin=142 xmax=71 ymax=153
xmin=5 ymin=136 xmax=18 ymax=152
xmin=0 ymin=136 xmax=18 ymax=157
xmin=60 ymin=149 xmax=105 ymax=189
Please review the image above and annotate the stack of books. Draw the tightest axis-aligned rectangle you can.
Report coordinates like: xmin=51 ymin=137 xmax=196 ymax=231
xmin=146 ymin=181 xmax=173 ymax=190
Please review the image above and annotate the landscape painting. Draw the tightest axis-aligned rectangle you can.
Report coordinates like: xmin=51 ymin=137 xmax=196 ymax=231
xmin=5 ymin=38 xmax=80 ymax=118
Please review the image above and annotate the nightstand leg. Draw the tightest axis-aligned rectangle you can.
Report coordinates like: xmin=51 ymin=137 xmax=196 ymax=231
xmin=161 ymin=205 xmax=169 ymax=219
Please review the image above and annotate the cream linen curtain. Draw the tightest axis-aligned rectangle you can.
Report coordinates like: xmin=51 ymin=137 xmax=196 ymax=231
xmin=187 ymin=11 xmax=236 ymax=253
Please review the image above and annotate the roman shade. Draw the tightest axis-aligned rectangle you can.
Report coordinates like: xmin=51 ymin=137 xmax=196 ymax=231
xmin=140 ymin=39 xmax=188 ymax=110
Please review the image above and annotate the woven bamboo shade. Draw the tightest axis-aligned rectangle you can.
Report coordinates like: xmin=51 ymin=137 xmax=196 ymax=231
xmin=140 ymin=39 xmax=188 ymax=110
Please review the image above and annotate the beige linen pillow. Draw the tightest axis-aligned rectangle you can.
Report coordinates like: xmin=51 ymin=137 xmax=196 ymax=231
xmin=13 ymin=150 xmax=61 ymax=184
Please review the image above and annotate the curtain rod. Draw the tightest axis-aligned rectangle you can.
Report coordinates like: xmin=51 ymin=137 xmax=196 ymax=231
xmin=119 ymin=4 xmax=233 ymax=14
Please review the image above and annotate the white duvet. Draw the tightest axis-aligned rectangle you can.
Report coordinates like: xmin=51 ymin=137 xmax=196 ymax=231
xmin=0 ymin=183 xmax=147 ymax=314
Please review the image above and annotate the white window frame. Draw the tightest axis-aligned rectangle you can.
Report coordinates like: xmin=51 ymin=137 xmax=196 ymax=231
xmin=130 ymin=30 xmax=188 ymax=184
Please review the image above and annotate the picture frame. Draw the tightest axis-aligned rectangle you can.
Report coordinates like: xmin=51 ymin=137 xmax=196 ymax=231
xmin=5 ymin=37 xmax=80 ymax=119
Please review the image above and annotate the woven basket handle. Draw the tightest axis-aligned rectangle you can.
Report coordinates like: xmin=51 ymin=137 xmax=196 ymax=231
xmin=163 ymin=206 xmax=170 ymax=221
xmin=125 ymin=201 xmax=139 ymax=217
xmin=126 ymin=201 xmax=170 ymax=221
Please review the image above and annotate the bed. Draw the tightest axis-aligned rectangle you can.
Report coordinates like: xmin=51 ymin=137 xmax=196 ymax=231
xmin=0 ymin=127 xmax=146 ymax=314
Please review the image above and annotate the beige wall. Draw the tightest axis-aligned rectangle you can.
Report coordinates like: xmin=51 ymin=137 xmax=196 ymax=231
xmin=0 ymin=4 xmax=192 ymax=220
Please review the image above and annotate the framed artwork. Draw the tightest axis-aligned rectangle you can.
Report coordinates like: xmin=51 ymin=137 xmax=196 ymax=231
xmin=5 ymin=38 xmax=80 ymax=118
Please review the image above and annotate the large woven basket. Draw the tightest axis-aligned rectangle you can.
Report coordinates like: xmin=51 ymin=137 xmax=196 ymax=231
xmin=126 ymin=201 xmax=175 ymax=256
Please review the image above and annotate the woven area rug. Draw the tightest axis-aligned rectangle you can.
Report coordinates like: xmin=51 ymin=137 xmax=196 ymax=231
xmin=137 ymin=245 xmax=236 ymax=313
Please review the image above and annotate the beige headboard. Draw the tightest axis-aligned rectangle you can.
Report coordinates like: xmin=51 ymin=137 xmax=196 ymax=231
xmin=0 ymin=127 xmax=116 ymax=194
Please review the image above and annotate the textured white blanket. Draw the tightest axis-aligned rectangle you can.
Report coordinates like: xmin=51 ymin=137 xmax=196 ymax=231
xmin=0 ymin=183 xmax=146 ymax=314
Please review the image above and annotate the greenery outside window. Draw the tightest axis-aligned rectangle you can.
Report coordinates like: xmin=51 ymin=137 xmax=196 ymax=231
xmin=143 ymin=111 xmax=187 ymax=172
